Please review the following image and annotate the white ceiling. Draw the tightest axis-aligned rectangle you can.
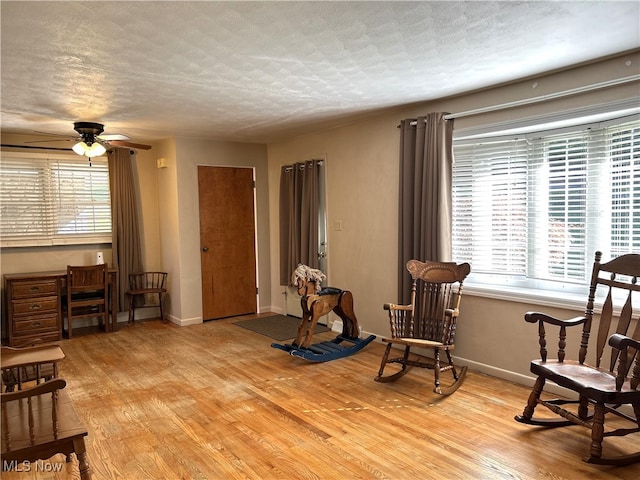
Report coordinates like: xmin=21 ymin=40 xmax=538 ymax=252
xmin=1 ymin=1 xmax=639 ymax=145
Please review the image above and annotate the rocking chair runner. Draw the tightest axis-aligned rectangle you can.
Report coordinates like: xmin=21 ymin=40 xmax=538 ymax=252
xmin=515 ymin=251 xmax=640 ymax=466
xmin=375 ymin=259 xmax=471 ymax=395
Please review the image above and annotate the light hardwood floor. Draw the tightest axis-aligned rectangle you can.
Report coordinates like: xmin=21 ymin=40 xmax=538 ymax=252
xmin=3 ymin=314 xmax=640 ymax=480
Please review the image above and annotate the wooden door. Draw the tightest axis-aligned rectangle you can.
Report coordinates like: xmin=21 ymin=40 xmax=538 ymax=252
xmin=198 ymin=166 xmax=257 ymax=320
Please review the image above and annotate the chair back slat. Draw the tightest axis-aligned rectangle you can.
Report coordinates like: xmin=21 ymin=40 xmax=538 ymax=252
xmin=595 ymin=288 xmax=614 ymax=368
xmin=609 ymin=290 xmax=634 ymax=372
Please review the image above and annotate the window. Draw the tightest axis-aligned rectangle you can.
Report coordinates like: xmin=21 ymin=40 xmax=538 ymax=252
xmin=0 ymin=152 xmax=111 ymax=247
xmin=452 ymin=117 xmax=639 ymax=299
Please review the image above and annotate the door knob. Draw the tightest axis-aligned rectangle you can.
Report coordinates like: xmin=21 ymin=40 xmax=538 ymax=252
xmin=202 ymin=247 xmax=209 ymax=252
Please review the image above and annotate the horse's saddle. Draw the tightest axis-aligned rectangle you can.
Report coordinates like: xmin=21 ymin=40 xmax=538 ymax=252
xmin=317 ymin=287 xmax=342 ymax=296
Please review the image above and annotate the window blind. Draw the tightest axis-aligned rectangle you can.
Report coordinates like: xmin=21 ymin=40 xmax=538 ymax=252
xmin=452 ymin=118 xmax=640 ymax=293
xmin=0 ymin=152 xmax=111 ymax=247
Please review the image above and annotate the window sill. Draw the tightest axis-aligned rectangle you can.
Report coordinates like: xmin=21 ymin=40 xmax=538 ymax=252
xmin=1 ymin=238 xmax=112 ymax=248
xmin=1 ymin=241 xmax=112 ymax=250
xmin=463 ymin=283 xmax=593 ymax=315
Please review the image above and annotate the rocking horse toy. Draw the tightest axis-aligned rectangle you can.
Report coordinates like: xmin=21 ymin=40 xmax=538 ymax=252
xmin=271 ymin=264 xmax=376 ymax=362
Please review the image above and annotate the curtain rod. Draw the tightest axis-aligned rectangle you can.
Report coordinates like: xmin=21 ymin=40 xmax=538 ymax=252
xmin=399 ymin=74 xmax=639 ymax=127
xmin=283 ymin=159 xmax=324 ymax=172
xmin=444 ymin=74 xmax=640 ymax=120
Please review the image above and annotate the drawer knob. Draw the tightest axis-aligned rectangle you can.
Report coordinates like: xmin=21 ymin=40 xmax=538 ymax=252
xmin=29 ymin=286 xmax=41 ymax=292
xmin=29 ymin=303 xmax=42 ymax=310
xmin=32 ymin=322 xmax=41 ymax=327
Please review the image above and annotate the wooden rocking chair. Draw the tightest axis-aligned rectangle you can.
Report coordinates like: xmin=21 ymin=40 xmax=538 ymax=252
xmin=515 ymin=251 xmax=640 ymax=466
xmin=375 ymin=259 xmax=471 ymax=395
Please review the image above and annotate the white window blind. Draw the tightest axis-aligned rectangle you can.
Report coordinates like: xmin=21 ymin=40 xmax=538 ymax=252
xmin=452 ymin=118 xmax=640 ymax=295
xmin=0 ymin=152 xmax=112 ymax=247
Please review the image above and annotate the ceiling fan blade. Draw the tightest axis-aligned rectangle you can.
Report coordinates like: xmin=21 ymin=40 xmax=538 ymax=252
xmin=33 ymin=130 xmax=76 ymax=138
xmin=25 ymin=138 xmax=74 ymax=144
xmin=98 ymin=134 xmax=130 ymax=141
xmin=108 ymin=140 xmax=152 ymax=150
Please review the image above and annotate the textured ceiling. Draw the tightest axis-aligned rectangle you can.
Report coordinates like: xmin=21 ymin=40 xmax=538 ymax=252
xmin=1 ymin=1 xmax=639 ymax=144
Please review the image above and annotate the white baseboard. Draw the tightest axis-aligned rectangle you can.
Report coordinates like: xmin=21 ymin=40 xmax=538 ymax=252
xmin=168 ymin=315 xmax=202 ymax=326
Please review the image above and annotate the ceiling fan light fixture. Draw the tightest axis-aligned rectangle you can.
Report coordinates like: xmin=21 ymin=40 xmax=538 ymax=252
xmin=72 ymin=141 xmax=88 ymax=155
xmin=85 ymin=142 xmax=106 ymax=157
xmin=72 ymin=140 xmax=106 ymax=157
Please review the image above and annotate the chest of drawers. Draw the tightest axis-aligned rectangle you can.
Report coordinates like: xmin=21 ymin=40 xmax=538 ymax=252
xmin=5 ymin=274 xmax=62 ymax=347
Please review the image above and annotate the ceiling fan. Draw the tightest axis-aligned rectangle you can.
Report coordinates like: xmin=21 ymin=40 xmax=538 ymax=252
xmin=27 ymin=122 xmax=152 ymax=158
xmin=71 ymin=122 xmax=152 ymax=157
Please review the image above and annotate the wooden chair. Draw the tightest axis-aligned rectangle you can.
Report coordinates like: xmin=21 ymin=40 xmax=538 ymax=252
xmin=375 ymin=259 xmax=471 ymax=395
xmin=64 ymin=264 xmax=108 ymax=338
xmin=515 ymin=251 xmax=640 ymax=466
xmin=126 ymin=272 xmax=167 ymax=324
xmin=1 ymin=344 xmax=65 ymax=392
xmin=1 ymin=378 xmax=91 ymax=479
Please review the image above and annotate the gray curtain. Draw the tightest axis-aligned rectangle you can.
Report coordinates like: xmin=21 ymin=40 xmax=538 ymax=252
xmin=398 ymin=113 xmax=454 ymax=302
xmin=108 ymin=147 xmax=143 ymax=311
xmin=279 ymin=160 xmax=321 ymax=285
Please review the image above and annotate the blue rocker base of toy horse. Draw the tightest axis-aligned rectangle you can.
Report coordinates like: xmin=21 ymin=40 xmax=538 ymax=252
xmin=271 ymin=334 xmax=376 ymax=362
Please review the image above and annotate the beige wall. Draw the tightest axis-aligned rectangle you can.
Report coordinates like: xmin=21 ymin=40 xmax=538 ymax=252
xmin=266 ymin=51 xmax=640 ymax=386
xmin=153 ymin=138 xmax=181 ymax=321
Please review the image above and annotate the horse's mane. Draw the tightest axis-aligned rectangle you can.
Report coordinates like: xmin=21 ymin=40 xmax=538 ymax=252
xmin=291 ymin=264 xmax=326 ymax=293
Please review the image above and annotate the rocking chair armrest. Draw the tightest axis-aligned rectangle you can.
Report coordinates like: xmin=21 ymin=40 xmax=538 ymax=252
xmin=444 ymin=308 xmax=458 ymax=318
xmin=383 ymin=303 xmax=412 ymax=312
xmin=524 ymin=311 xmax=587 ymax=327
xmin=609 ymin=333 xmax=640 ymax=351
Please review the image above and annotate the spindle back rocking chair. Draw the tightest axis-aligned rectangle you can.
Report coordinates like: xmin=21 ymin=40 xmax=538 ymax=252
xmin=375 ymin=259 xmax=471 ymax=395
xmin=515 ymin=251 xmax=640 ymax=466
